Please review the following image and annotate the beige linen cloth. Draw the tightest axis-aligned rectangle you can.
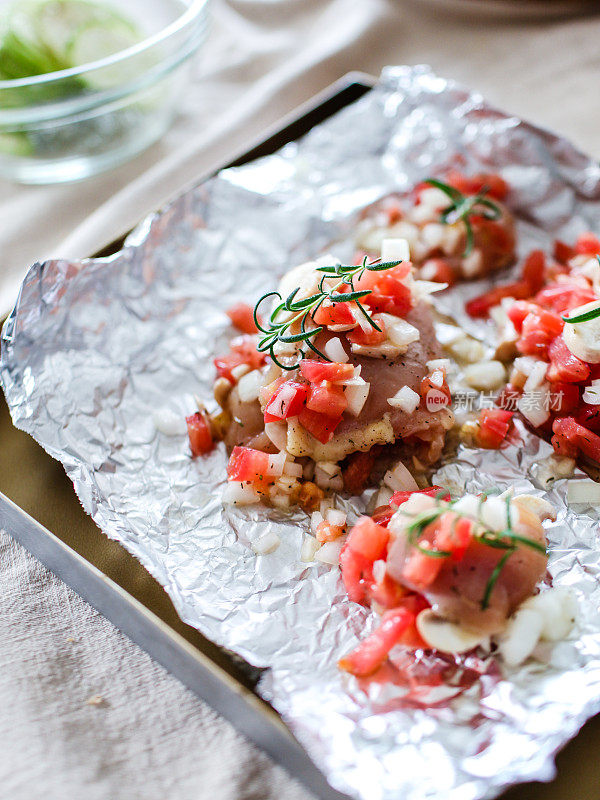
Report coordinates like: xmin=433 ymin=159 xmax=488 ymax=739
xmin=2 ymin=2 xmax=600 ymax=798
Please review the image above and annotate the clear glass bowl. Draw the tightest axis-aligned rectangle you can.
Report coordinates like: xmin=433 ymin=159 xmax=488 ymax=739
xmin=0 ymin=0 xmax=209 ymax=184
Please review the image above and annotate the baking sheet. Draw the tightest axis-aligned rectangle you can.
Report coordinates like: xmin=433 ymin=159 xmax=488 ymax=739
xmin=3 ymin=65 xmax=600 ymax=800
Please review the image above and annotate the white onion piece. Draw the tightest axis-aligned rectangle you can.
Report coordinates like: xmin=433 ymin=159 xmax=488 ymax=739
xmin=314 ymin=464 xmax=343 ymax=491
xmin=283 ymin=460 xmax=303 ymax=478
xmin=381 ymin=237 xmax=410 ymax=262
xmin=388 ymin=319 xmax=420 ymax=348
xmin=462 ymin=248 xmax=484 ymax=278
xmin=344 ymin=380 xmax=370 ymax=417
xmin=153 ymin=409 xmax=187 ymax=436
xmin=372 ymin=559 xmax=387 ymax=584
xmin=480 ymin=495 xmax=517 ymax=532
xmin=517 ymin=386 xmax=550 ymax=428
xmin=315 ymin=540 xmax=344 ymax=564
xmin=323 ymin=337 xmax=349 ymax=363
xmin=524 ymin=361 xmax=548 ymax=393
xmin=230 ymin=363 xmax=251 ymax=381
xmin=522 ymin=588 xmax=577 ymax=641
xmin=582 ymin=385 xmax=600 ymax=405
xmin=222 ymin=482 xmax=261 ymax=506
xmin=301 ymin=536 xmax=320 ymax=562
xmin=326 ymin=509 xmax=347 ymax=527
xmin=388 ymin=385 xmax=420 ymax=413
xmin=463 ymin=360 xmax=506 ymax=391
xmin=264 ymin=421 xmax=288 ymax=451
xmin=237 ymin=369 xmax=263 ymax=402
xmin=426 ymin=358 xmax=450 ymax=373
xmin=310 ymin=511 xmax=324 ymax=534
xmin=351 ymin=342 xmax=402 ymax=359
xmin=252 ymin=531 xmax=281 ymax=555
xmin=352 ymin=305 xmax=374 ymax=333
xmin=266 ymin=452 xmax=287 ymax=477
xmin=497 ymin=607 xmax=544 ymax=667
xmin=384 ymin=461 xmax=418 ymax=492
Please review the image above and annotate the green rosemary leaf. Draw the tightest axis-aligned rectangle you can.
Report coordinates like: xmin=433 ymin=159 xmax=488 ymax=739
xmin=425 ymin=177 xmax=462 ymax=202
xmin=562 ymin=305 xmax=600 ymax=324
xmin=481 ymin=550 xmax=513 ymax=610
xmin=355 ymin=300 xmax=381 ymax=331
xmin=329 ymin=290 xmax=371 ymax=303
xmin=279 ymin=327 xmax=324 ymax=344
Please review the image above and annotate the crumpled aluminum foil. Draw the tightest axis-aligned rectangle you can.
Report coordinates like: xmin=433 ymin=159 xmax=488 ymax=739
xmin=3 ymin=65 xmax=600 ymax=800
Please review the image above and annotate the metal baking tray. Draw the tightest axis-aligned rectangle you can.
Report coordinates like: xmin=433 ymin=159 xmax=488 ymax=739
xmin=1 ymin=72 xmax=599 ymax=800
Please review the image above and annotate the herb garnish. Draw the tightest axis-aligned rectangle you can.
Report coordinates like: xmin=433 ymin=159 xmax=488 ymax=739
xmin=398 ymin=491 xmax=546 ymax=610
xmin=253 ymin=257 xmax=402 ymax=370
xmin=562 ymin=256 xmax=600 ymax=323
xmin=425 ymin=178 xmax=503 ymax=257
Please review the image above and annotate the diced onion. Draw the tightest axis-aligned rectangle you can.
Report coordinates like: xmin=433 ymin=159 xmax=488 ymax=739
xmin=381 ymin=237 xmax=410 ymax=262
xmin=388 ymin=385 xmax=420 ymax=413
xmin=252 ymin=531 xmax=281 ymax=555
xmin=345 ymin=380 xmax=370 ymax=417
xmin=237 ymin=369 xmax=263 ymax=402
xmin=326 ymin=508 xmax=347 ymax=527
xmin=388 ymin=319 xmax=420 ymax=348
xmin=497 ymin=607 xmax=544 ymax=667
xmin=480 ymin=495 xmax=517 ymax=532
xmin=463 ymin=360 xmax=506 ymax=391
xmin=522 ymin=588 xmax=577 ymax=642
xmin=462 ymin=248 xmax=484 ymax=278
xmin=266 ymin=452 xmax=287 ymax=477
xmin=582 ymin=385 xmax=600 ymax=405
xmin=352 ymin=305 xmax=374 ymax=333
xmin=153 ymin=409 xmax=187 ymax=436
xmin=517 ymin=386 xmax=550 ymax=428
xmin=421 ymin=222 xmax=446 ymax=251
xmin=301 ymin=536 xmax=320 ymax=562
xmin=567 ymin=479 xmax=600 ymax=504
xmin=230 ymin=364 xmax=251 ymax=380
xmin=524 ymin=361 xmax=548 ymax=393
xmin=264 ymin=421 xmax=288 ymax=451
xmin=310 ymin=511 xmax=324 ymax=534
xmin=222 ymin=482 xmax=261 ymax=506
xmin=372 ymin=559 xmax=387 ymax=583
xmin=323 ymin=337 xmax=349 ymax=363
xmin=426 ymin=358 xmax=450 ymax=373
xmin=383 ymin=461 xmax=418 ymax=492
xmin=283 ymin=460 xmax=303 ymax=478
xmin=315 ymin=539 xmax=344 ymax=565
xmin=316 ymin=461 xmax=339 ymax=477
xmin=314 ymin=464 xmax=343 ymax=491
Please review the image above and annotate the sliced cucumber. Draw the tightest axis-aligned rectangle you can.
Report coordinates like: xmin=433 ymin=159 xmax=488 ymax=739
xmin=0 ymin=132 xmax=34 ymax=157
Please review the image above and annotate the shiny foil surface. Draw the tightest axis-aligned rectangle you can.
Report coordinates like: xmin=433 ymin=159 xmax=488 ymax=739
xmin=3 ymin=66 xmax=600 ymax=800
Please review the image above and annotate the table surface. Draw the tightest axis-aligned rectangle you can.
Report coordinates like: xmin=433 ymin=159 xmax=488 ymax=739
xmin=2 ymin=1 xmax=600 ymax=798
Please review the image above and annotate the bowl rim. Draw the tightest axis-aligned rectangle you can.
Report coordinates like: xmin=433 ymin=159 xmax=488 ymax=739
xmin=0 ymin=0 xmax=208 ymax=90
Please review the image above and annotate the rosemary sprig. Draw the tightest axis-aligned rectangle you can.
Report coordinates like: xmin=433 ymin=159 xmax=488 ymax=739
xmin=253 ymin=258 xmax=402 ymax=370
xmin=425 ymin=177 xmax=502 ymax=257
xmin=562 ymin=256 xmax=600 ymax=323
xmin=397 ymin=491 xmax=546 ymax=609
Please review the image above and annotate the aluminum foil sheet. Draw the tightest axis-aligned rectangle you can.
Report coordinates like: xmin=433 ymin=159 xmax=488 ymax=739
xmin=3 ymin=65 xmax=600 ymax=800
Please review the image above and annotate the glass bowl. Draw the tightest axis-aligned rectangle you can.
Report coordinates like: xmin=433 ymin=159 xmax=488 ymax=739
xmin=0 ymin=0 xmax=209 ymax=184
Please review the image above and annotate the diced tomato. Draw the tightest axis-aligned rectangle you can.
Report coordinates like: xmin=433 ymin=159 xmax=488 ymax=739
xmin=554 ymin=239 xmax=575 ymax=265
xmin=476 ymin=408 xmax=513 ymax=449
xmin=345 ymin=516 xmax=389 ymax=562
xmin=575 ymin=232 xmax=600 ymax=256
xmin=575 ymin=404 xmax=600 ymax=432
xmin=312 ymin=300 xmax=357 ymax=327
xmin=297 ymin=408 xmax=342 ymax=444
xmin=342 ymin=449 xmax=379 ymax=495
xmin=306 ymin=381 xmax=347 ymax=417
xmin=473 ymin=217 xmax=515 ymax=260
xmin=186 ymin=412 xmax=213 ymax=457
xmin=226 ymin=303 xmax=259 ymax=334
xmin=264 ymin=381 xmax=308 ymax=422
xmin=299 ymin=360 xmax=354 ymax=384
xmin=338 ymin=607 xmax=415 ymax=677
xmin=339 ymin=545 xmax=372 ymax=604
xmin=547 ymin=336 xmax=590 ymax=383
xmin=466 ymin=281 xmax=530 ymax=318
xmin=385 ymin=202 xmax=403 ymax=225
xmin=420 ymin=258 xmax=456 ymax=286
xmin=445 ymin=171 xmax=509 ymax=201
xmin=433 ymin=514 xmax=473 ymax=562
xmin=355 ymin=264 xmax=414 ymax=318
xmin=226 ymin=446 xmax=271 ymax=484
xmin=551 ymin=382 xmax=580 ymax=414
xmin=371 ymin=505 xmax=395 ymax=528
xmin=535 ymin=283 xmax=597 ymax=314
xmin=347 ymin=317 xmax=387 ymax=346
xmin=214 ymin=335 xmax=266 ymax=383
xmin=517 ymin=308 xmax=563 ymax=356
xmin=401 ymin=550 xmax=444 ymax=589
xmin=521 ymin=250 xmax=546 ymax=293
xmin=552 ymin=416 xmax=600 ymax=462
xmin=551 ymin=431 xmax=578 ymax=458
xmin=368 ymin=573 xmax=408 ymax=610
xmin=507 ymin=300 xmax=536 ymax=333
xmin=315 ymin=520 xmax=345 ymax=543
xmin=390 ymin=486 xmax=450 ymax=507
xmin=355 ymin=262 xmax=411 ymax=292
